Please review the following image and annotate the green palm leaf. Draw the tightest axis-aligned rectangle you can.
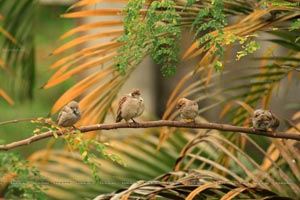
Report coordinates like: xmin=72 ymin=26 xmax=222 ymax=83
xmin=0 ymin=0 xmax=36 ymax=100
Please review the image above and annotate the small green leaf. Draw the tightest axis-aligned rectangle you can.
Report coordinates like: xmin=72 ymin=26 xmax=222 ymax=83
xmin=289 ymin=18 xmax=300 ymax=31
xmin=52 ymin=131 xmax=58 ymax=139
xmin=214 ymin=61 xmax=223 ymax=72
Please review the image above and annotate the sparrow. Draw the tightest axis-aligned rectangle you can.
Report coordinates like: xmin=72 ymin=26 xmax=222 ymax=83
xmin=252 ymin=109 xmax=280 ymax=132
xmin=116 ymin=88 xmax=145 ymax=123
xmin=176 ymin=98 xmax=199 ymax=122
xmin=57 ymin=101 xmax=81 ymax=127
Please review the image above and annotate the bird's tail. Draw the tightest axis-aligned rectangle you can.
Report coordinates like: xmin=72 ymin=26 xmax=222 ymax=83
xmin=116 ymin=115 xmax=122 ymax=122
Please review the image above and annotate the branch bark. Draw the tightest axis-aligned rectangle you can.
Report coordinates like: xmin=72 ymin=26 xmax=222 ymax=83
xmin=0 ymin=120 xmax=299 ymax=151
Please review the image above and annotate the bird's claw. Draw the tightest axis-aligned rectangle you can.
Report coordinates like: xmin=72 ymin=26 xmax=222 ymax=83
xmin=131 ymin=119 xmax=138 ymax=123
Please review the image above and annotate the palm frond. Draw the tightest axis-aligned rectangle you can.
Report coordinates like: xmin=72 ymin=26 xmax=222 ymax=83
xmin=42 ymin=1 xmax=135 ymax=127
xmin=161 ymin=29 xmax=300 ymax=147
xmin=172 ymin=126 xmax=300 ymax=197
xmin=0 ymin=0 xmax=37 ymax=100
xmin=0 ymin=88 xmax=14 ymax=105
xmin=29 ymin=129 xmax=189 ymax=199
xmin=30 ymin=125 xmax=300 ymax=199
xmin=93 ymin=170 xmax=292 ymax=199
xmin=0 ymin=10 xmax=17 ymax=105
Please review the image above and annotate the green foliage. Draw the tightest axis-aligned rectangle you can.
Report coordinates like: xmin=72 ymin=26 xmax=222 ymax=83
xmin=214 ymin=60 xmax=223 ymax=72
xmin=30 ymin=118 xmax=126 ymax=184
xmin=63 ymin=132 xmax=125 ymax=183
xmin=115 ymin=0 xmax=144 ymax=75
xmin=236 ymin=34 xmax=260 ymax=60
xmin=117 ymin=0 xmax=245 ymax=75
xmin=148 ymin=1 xmax=181 ymax=77
xmin=290 ymin=18 xmax=300 ymax=31
xmin=191 ymin=0 xmax=227 ymax=68
xmin=0 ymin=152 xmax=46 ymax=199
xmin=192 ymin=0 xmax=226 ymax=41
xmin=289 ymin=18 xmax=300 ymax=42
xmin=31 ymin=117 xmax=56 ymax=135
xmin=116 ymin=0 xmax=264 ymax=74
xmin=185 ymin=0 xmax=197 ymax=7
xmin=116 ymin=0 xmax=181 ymax=77
xmin=117 ymin=0 xmax=244 ymax=76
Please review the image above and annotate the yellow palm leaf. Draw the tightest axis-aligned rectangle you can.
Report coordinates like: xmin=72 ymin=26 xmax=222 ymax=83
xmin=51 ymin=29 xmax=123 ymax=54
xmin=0 ymin=88 xmax=14 ymax=105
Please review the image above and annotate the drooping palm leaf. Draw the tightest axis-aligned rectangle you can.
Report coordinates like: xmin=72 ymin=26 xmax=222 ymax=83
xmin=159 ymin=2 xmax=300 ymax=145
xmin=0 ymin=0 xmax=37 ymax=100
xmin=42 ymin=1 xmax=133 ymax=127
xmin=29 ymin=129 xmax=190 ymax=199
xmin=94 ymin=127 xmax=299 ymax=199
xmin=93 ymin=171 xmax=292 ymax=199
xmin=172 ymin=124 xmax=300 ymax=197
xmin=0 ymin=13 xmax=16 ymax=105
xmin=0 ymin=88 xmax=14 ymax=105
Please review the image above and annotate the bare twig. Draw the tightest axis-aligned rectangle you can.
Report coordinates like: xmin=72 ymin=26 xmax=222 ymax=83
xmin=0 ymin=120 xmax=300 ymax=151
xmin=285 ymin=119 xmax=300 ymax=133
xmin=0 ymin=118 xmax=36 ymax=126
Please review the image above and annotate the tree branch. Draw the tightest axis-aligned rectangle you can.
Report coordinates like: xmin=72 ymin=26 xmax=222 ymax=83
xmin=0 ymin=120 xmax=299 ymax=151
xmin=0 ymin=118 xmax=36 ymax=126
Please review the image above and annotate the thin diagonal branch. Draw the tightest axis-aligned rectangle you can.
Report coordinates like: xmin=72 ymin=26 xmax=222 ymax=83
xmin=0 ymin=118 xmax=36 ymax=126
xmin=0 ymin=120 xmax=299 ymax=151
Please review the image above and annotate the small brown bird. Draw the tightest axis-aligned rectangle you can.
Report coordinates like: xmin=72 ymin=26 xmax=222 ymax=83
xmin=176 ymin=98 xmax=199 ymax=122
xmin=57 ymin=101 xmax=81 ymax=127
xmin=252 ymin=109 xmax=280 ymax=132
xmin=116 ymin=88 xmax=145 ymax=123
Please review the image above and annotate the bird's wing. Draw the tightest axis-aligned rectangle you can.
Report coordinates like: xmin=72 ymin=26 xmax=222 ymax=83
xmin=116 ymin=95 xmax=129 ymax=122
xmin=57 ymin=106 xmax=67 ymax=123
xmin=270 ymin=111 xmax=280 ymax=128
xmin=57 ymin=106 xmax=72 ymax=124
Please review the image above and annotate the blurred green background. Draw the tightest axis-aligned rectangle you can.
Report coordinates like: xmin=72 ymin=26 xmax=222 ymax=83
xmin=0 ymin=4 xmax=75 ymax=157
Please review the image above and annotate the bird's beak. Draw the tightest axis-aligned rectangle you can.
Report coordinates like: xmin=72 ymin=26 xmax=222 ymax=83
xmin=73 ymin=109 xmax=80 ymax=115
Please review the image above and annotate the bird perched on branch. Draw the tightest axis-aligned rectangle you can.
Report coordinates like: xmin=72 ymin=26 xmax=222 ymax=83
xmin=176 ymin=98 xmax=199 ymax=122
xmin=116 ymin=88 xmax=145 ymax=123
xmin=252 ymin=109 xmax=280 ymax=133
xmin=57 ymin=101 xmax=81 ymax=127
